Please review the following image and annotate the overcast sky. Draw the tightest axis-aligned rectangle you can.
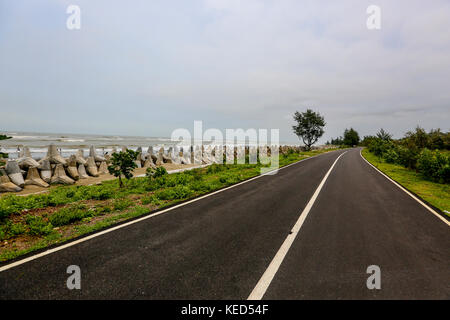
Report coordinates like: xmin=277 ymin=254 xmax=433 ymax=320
xmin=0 ymin=0 xmax=449 ymax=144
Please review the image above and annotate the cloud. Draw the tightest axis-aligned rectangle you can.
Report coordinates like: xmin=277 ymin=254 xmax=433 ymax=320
xmin=0 ymin=0 xmax=449 ymax=143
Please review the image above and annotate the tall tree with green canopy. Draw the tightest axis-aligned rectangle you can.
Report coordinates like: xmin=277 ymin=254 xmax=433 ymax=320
xmin=292 ymin=109 xmax=326 ymax=150
xmin=343 ymin=128 xmax=360 ymax=146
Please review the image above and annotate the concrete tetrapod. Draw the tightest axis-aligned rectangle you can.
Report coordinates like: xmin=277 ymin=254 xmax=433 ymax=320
xmin=169 ymin=147 xmax=181 ymax=165
xmin=38 ymin=159 xmax=52 ymax=183
xmin=5 ymin=160 xmax=25 ymax=187
xmin=46 ymin=144 xmax=67 ymax=165
xmin=89 ymin=146 xmax=106 ymax=162
xmin=98 ymin=161 xmax=109 ymax=175
xmin=0 ymin=169 xmax=22 ymax=192
xmin=66 ymin=155 xmax=80 ymax=181
xmin=50 ymin=164 xmax=75 ymax=185
xmin=25 ymin=167 xmax=49 ymax=188
xmin=162 ymin=147 xmax=173 ymax=164
xmin=18 ymin=157 xmax=40 ymax=170
xmin=17 ymin=147 xmax=39 ymax=169
xmin=86 ymin=156 xmax=99 ymax=177
xmin=75 ymin=149 xmax=87 ymax=165
xmin=156 ymin=147 xmax=164 ymax=166
xmin=78 ymin=164 xmax=89 ymax=179
xmin=19 ymin=146 xmax=32 ymax=158
xmin=147 ymin=146 xmax=158 ymax=163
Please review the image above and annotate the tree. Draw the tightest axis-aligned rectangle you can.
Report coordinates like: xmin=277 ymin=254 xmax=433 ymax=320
xmin=376 ymin=128 xmax=392 ymax=141
xmin=330 ymin=136 xmax=344 ymax=146
xmin=107 ymin=149 xmax=139 ymax=188
xmin=343 ymin=128 xmax=360 ymax=146
xmin=292 ymin=109 xmax=326 ymax=150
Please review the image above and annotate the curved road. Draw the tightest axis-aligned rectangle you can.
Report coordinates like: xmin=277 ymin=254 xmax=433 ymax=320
xmin=0 ymin=148 xmax=449 ymax=299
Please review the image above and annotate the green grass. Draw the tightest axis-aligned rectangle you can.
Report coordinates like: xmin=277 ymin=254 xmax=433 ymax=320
xmin=362 ymin=148 xmax=450 ymax=216
xmin=0 ymin=147 xmax=339 ymax=261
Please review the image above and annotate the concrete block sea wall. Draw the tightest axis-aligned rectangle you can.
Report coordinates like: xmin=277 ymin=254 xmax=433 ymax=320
xmin=0 ymin=144 xmax=307 ymax=193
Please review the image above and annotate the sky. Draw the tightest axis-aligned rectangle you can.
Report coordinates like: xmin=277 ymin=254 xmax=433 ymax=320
xmin=0 ymin=0 xmax=449 ymax=144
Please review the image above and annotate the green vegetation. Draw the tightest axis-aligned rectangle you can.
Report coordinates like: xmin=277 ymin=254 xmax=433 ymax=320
xmin=292 ymin=109 xmax=326 ymax=150
xmin=0 ymin=147 xmax=338 ymax=261
xmin=146 ymin=166 xmax=168 ymax=179
xmin=49 ymin=204 xmax=92 ymax=227
xmin=362 ymin=148 xmax=449 ymax=215
xmin=0 ymin=133 xmax=11 ymax=141
xmin=363 ymin=127 xmax=450 ymax=183
xmin=326 ymin=128 xmax=361 ymax=147
xmin=107 ymin=149 xmax=139 ymax=188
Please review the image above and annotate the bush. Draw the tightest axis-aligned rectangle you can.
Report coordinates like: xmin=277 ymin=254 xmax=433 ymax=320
xmin=383 ymin=148 xmax=399 ymax=164
xmin=438 ymin=165 xmax=450 ymax=184
xmin=0 ymin=220 xmax=26 ymax=240
xmin=25 ymin=215 xmax=53 ymax=235
xmin=396 ymin=146 xmax=419 ymax=169
xmin=112 ymin=198 xmax=134 ymax=211
xmin=49 ymin=204 xmax=92 ymax=227
xmin=146 ymin=166 xmax=168 ymax=179
xmin=417 ymin=149 xmax=449 ymax=183
xmin=141 ymin=195 xmax=160 ymax=206
xmin=155 ymin=186 xmax=193 ymax=200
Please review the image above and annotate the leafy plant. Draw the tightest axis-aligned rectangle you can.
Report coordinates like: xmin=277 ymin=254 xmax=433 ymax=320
xmin=49 ymin=204 xmax=91 ymax=227
xmin=25 ymin=215 xmax=53 ymax=236
xmin=108 ymin=149 xmax=139 ymax=188
xmin=146 ymin=166 xmax=168 ymax=179
xmin=112 ymin=198 xmax=133 ymax=211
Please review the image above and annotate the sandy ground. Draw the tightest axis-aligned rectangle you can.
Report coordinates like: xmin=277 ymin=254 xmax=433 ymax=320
xmin=3 ymin=163 xmax=201 ymax=197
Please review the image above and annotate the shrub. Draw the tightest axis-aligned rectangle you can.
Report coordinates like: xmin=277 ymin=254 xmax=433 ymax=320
xmin=383 ymin=148 xmax=399 ymax=164
xmin=396 ymin=146 xmax=419 ymax=169
xmin=417 ymin=149 xmax=449 ymax=183
xmin=207 ymin=164 xmax=225 ymax=174
xmin=25 ymin=215 xmax=53 ymax=236
xmin=438 ymin=164 xmax=450 ymax=184
xmin=49 ymin=204 xmax=92 ymax=227
xmin=94 ymin=205 xmax=112 ymax=215
xmin=0 ymin=220 xmax=26 ymax=240
xmin=146 ymin=166 xmax=168 ymax=179
xmin=155 ymin=186 xmax=193 ymax=200
xmin=112 ymin=198 xmax=134 ymax=211
xmin=141 ymin=195 xmax=160 ymax=206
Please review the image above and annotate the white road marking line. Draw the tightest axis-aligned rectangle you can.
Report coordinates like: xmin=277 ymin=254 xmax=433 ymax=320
xmin=360 ymin=149 xmax=450 ymax=227
xmin=248 ymin=151 xmax=347 ymax=300
xmin=0 ymin=150 xmax=343 ymax=272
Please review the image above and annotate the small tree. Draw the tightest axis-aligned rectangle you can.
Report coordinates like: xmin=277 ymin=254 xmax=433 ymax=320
xmin=343 ymin=128 xmax=360 ymax=146
xmin=292 ymin=109 xmax=326 ymax=150
xmin=107 ymin=149 xmax=139 ymax=188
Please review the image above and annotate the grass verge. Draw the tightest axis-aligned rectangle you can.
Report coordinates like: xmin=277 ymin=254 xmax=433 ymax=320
xmin=0 ymin=147 xmax=339 ymax=262
xmin=362 ymin=148 xmax=450 ymax=216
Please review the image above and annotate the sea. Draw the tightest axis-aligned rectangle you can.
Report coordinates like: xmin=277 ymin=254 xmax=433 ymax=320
xmin=0 ymin=131 xmax=291 ymax=159
xmin=0 ymin=131 xmax=181 ymax=159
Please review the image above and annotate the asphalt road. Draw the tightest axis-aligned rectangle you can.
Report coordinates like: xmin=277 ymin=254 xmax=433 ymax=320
xmin=0 ymin=148 xmax=448 ymax=299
